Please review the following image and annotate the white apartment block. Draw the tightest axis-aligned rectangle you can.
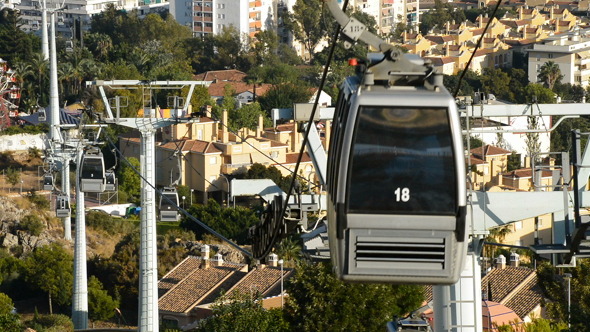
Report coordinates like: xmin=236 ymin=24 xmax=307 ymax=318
xmin=528 ymin=29 xmax=590 ymax=87
xmin=170 ymin=0 xmax=276 ymax=38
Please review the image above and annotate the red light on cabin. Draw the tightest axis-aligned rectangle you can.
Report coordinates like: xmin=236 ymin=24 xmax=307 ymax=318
xmin=348 ymin=58 xmax=358 ymax=66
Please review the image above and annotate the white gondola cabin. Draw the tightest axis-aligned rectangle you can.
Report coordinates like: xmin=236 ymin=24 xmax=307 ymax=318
xmin=159 ymin=187 xmax=179 ymax=222
xmin=105 ymin=170 xmax=117 ymax=192
xmin=56 ymin=195 xmax=71 ymax=218
xmin=326 ymin=52 xmax=468 ymax=285
xmin=43 ymin=174 xmax=54 ymax=191
xmin=38 ymin=108 xmax=46 ymax=122
xmin=79 ymin=147 xmax=106 ymax=193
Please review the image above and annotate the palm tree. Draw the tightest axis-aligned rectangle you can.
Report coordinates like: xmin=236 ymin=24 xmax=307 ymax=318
xmin=26 ymin=53 xmax=49 ymax=106
xmin=538 ymin=61 xmax=563 ymax=90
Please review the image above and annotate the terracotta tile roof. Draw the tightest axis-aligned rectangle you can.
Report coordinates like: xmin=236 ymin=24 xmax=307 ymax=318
xmin=503 ymin=274 xmax=544 ymax=319
xmin=284 ymin=152 xmax=312 ymax=165
xmin=470 ymin=145 xmax=512 ymax=157
xmin=481 ymin=267 xmax=534 ymax=303
xmin=448 ymin=44 xmax=462 ymax=51
xmin=267 ymin=122 xmax=296 ymax=133
xmin=424 ymin=35 xmax=454 ymax=44
xmin=227 ymin=265 xmax=293 ymax=298
xmin=474 ymin=49 xmax=492 ymax=57
xmin=425 ymin=56 xmax=455 ymax=66
xmin=503 ymin=168 xmax=553 ymax=178
xmin=158 ymin=256 xmax=246 ymax=313
xmin=469 ymin=156 xmax=487 ymax=165
xmin=199 ymin=270 xmax=248 ymax=305
xmin=270 ymin=140 xmax=288 ymax=147
xmin=207 ymin=81 xmax=273 ymax=98
xmin=159 ymin=140 xmax=222 ymax=154
xmin=193 ymin=69 xmax=247 ymax=82
xmin=471 ymin=28 xmax=485 ymax=36
xmin=159 ymin=256 xmax=201 ymax=296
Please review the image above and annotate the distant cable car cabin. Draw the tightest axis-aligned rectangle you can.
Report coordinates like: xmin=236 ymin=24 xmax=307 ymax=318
xmin=43 ymin=174 xmax=54 ymax=191
xmin=105 ymin=170 xmax=117 ymax=192
xmin=38 ymin=108 xmax=46 ymax=122
xmin=55 ymin=195 xmax=71 ymax=218
xmin=79 ymin=147 xmax=106 ymax=193
xmin=326 ymin=51 xmax=468 ymax=284
xmin=159 ymin=187 xmax=179 ymax=222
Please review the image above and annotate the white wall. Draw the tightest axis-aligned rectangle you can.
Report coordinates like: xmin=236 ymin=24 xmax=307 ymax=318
xmin=0 ymin=134 xmax=49 ymax=152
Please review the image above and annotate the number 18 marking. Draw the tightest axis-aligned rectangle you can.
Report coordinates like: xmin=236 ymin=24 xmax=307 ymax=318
xmin=395 ymin=187 xmax=410 ymax=202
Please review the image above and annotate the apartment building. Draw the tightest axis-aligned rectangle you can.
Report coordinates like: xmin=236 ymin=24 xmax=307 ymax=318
xmin=171 ymin=0 xmax=271 ymax=38
xmin=528 ymin=29 xmax=590 ymax=87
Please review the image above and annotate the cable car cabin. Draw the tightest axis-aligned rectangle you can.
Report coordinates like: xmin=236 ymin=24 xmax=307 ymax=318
xmin=55 ymin=195 xmax=71 ymax=218
xmin=38 ymin=108 xmax=46 ymax=122
xmin=105 ymin=170 xmax=117 ymax=192
xmin=327 ymin=71 xmax=467 ymax=285
xmin=80 ymin=148 xmax=106 ymax=193
xmin=43 ymin=174 xmax=54 ymax=191
xmin=159 ymin=187 xmax=179 ymax=222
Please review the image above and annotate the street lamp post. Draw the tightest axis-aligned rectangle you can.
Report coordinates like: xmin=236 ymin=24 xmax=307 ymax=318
xmin=190 ymin=189 xmax=194 ymax=206
xmin=564 ymin=273 xmax=572 ymax=329
xmin=278 ymin=259 xmax=284 ymax=308
xmin=182 ymin=196 xmax=186 ymax=209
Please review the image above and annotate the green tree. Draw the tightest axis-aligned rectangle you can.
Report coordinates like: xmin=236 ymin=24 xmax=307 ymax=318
xmin=193 ymin=292 xmax=289 ymax=332
xmin=0 ymin=293 xmax=14 ymax=315
xmin=230 ymin=102 xmax=266 ymax=131
xmin=0 ymin=8 xmax=38 ymax=65
xmin=88 ymin=276 xmax=119 ymax=321
xmin=4 ymin=167 xmax=20 ymax=189
xmin=118 ymin=157 xmax=141 ymax=203
xmin=537 ymin=61 xmax=563 ymax=90
xmin=88 ymin=232 xmax=140 ymax=319
xmin=0 ymin=313 xmax=21 ymax=331
xmin=258 ymin=82 xmax=313 ymax=112
xmin=180 ymin=199 xmax=259 ymax=244
xmin=524 ymin=84 xmax=555 ymax=104
xmin=285 ymin=261 xmax=424 ymax=332
xmin=23 ymin=243 xmax=73 ymax=314
xmin=282 ymin=0 xmax=331 ymax=62
xmin=480 ymin=67 xmax=513 ymax=101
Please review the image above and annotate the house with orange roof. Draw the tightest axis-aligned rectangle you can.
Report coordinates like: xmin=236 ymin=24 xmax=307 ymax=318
xmin=402 ymin=32 xmax=434 ymax=57
xmin=470 ymin=145 xmax=512 ymax=188
xmin=159 ymin=249 xmax=293 ymax=330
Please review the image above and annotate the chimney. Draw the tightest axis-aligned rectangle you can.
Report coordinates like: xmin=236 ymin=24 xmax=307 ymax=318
xmin=201 ymin=245 xmax=210 ymax=269
xmin=522 ymin=24 xmax=527 ymax=40
xmin=258 ymin=114 xmax=264 ymax=138
xmin=496 ymin=254 xmax=506 ymax=269
xmin=212 ymin=253 xmax=224 ymax=266
xmin=510 ymin=252 xmax=520 ymax=267
xmin=204 ymin=105 xmax=212 ymax=118
xmin=268 ymin=253 xmax=278 ymax=267
xmin=222 ymin=109 xmax=229 ymax=143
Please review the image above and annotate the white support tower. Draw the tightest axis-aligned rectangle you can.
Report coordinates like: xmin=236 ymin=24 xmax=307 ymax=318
xmin=72 ymin=149 xmax=88 ymax=328
xmin=86 ymin=80 xmax=209 ymax=331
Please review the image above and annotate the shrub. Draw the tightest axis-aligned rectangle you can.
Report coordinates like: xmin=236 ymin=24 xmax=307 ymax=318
xmin=26 ymin=313 xmax=74 ymax=332
xmin=19 ymin=214 xmax=45 ymax=237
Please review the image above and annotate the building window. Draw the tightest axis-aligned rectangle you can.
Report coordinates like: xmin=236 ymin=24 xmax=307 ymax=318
xmin=197 ymin=129 xmax=203 ymax=140
xmin=270 ymin=151 xmax=279 ymax=158
xmin=209 ymin=156 xmax=216 ymax=165
xmin=515 ymin=221 xmax=522 ymax=230
xmin=548 ymin=53 xmax=553 ymax=59
xmin=209 ymin=176 xmax=216 ymax=183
